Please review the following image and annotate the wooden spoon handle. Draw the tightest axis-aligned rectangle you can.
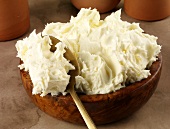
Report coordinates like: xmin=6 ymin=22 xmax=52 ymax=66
xmin=69 ymin=90 xmax=97 ymax=129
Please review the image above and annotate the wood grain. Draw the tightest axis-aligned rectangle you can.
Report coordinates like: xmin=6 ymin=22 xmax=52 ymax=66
xmin=20 ymin=54 xmax=162 ymax=125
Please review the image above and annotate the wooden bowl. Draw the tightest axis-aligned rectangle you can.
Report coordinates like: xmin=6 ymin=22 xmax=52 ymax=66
xmin=70 ymin=0 xmax=121 ymax=13
xmin=20 ymin=54 xmax=162 ymax=125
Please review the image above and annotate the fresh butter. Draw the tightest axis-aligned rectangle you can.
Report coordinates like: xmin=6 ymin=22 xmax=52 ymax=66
xmin=16 ymin=8 xmax=161 ymax=96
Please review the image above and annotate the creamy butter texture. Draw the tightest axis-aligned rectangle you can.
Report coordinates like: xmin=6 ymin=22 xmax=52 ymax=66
xmin=16 ymin=31 xmax=75 ymax=96
xmin=16 ymin=8 xmax=161 ymax=96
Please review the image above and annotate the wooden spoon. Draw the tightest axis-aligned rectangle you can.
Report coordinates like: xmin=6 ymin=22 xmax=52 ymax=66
xmin=49 ymin=36 xmax=97 ymax=129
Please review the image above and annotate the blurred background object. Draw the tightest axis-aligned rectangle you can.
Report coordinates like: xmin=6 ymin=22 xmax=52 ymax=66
xmin=0 ymin=0 xmax=30 ymax=41
xmin=124 ymin=0 xmax=170 ymax=21
xmin=70 ymin=0 xmax=121 ymax=13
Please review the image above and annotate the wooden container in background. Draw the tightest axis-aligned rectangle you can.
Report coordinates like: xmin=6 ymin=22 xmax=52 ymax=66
xmin=0 ymin=0 xmax=30 ymax=41
xmin=124 ymin=0 xmax=170 ymax=21
xmin=70 ymin=0 xmax=121 ymax=13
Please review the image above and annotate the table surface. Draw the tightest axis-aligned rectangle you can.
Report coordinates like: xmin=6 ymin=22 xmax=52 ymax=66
xmin=0 ymin=0 xmax=170 ymax=129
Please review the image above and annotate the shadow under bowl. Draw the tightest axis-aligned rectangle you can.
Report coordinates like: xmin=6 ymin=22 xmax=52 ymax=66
xmin=20 ymin=53 xmax=162 ymax=125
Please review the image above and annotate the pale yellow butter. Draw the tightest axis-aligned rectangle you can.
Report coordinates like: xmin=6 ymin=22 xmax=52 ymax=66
xmin=16 ymin=8 xmax=161 ymax=96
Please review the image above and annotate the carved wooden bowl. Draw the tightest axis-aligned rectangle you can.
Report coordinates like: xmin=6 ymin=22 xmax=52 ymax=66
xmin=20 ymin=54 xmax=162 ymax=125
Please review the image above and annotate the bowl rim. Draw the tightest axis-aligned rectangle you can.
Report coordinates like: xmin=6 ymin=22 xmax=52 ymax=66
xmin=20 ymin=53 xmax=162 ymax=103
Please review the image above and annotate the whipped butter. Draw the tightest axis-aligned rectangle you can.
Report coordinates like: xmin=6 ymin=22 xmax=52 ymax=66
xmin=16 ymin=31 xmax=75 ymax=96
xmin=16 ymin=8 xmax=161 ymax=96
